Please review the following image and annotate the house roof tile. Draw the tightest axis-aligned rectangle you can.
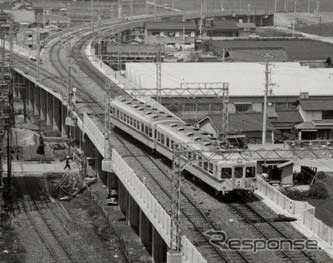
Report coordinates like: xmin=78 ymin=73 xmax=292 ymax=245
xmin=299 ymin=99 xmax=333 ymax=111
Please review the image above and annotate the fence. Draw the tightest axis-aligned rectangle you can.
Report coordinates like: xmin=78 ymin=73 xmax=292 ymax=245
xmin=257 ymin=176 xmax=333 ymax=249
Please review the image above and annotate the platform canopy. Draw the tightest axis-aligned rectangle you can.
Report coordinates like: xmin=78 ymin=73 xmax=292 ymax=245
xmin=125 ymin=62 xmax=333 ymax=97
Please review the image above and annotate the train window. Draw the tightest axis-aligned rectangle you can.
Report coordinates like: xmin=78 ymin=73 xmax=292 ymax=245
xmin=141 ymin=123 xmax=144 ymax=132
xmin=116 ymin=110 xmax=119 ymax=118
xmin=148 ymin=128 xmax=152 ymax=137
xmin=209 ymin=163 xmax=214 ymax=174
xmin=110 ymin=107 xmax=113 ymax=115
xmin=133 ymin=119 xmax=136 ymax=127
xmin=245 ymin=167 xmax=256 ymax=178
xmin=203 ymin=162 xmax=208 ymax=170
xmin=198 ymin=156 xmax=202 ymax=167
xmin=221 ymin=168 xmax=232 ymax=179
xmin=126 ymin=115 xmax=129 ymax=123
xmin=129 ymin=117 xmax=133 ymax=125
xmin=188 ymin=152 xmax=192 ymax=160
xmin=161 ymin=134 xmax=165 ymax=144
xmin=234 ymin=167 xmax=243 ymax=178
xmin=157 ymin=132 xmax=160 ymax=142
xmin=166 ymin=137 xmax=170 ymax=147
xmin=145 ymin=126 xmax=148 ymax=135
xmin=170 ymin=140 xmax=174 ymax=150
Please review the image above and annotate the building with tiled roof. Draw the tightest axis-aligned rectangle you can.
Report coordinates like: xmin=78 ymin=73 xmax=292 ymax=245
xmin=296 ymin=98 xmax=333 ymax=140
xmin=196 ymin=112 xmax=275 ymax=144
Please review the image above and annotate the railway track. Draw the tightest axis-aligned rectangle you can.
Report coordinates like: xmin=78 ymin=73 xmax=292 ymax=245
xmin=48 ymin=24 xmax=244 ymax=262
xmin=13 ymin=177 xmax=76 ymax=263
xmin=226 ymin=192 xmax=319 ymax=263
xmin=15 ymin=16 xmax=332 ymax=263
xmin=115 ymin=130 xmax=254 ymax=263
xmin=44 ymin=24 xmax=251 ymax=263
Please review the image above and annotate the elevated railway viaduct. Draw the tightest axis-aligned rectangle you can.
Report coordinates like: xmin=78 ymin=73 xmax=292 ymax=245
xmin=11 ymin=15 xmax=215 ymax=263
xmin=9 ymin=13 xmax=332 ymax=263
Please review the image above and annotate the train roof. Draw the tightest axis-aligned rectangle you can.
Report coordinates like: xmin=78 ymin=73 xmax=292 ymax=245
xmin=111 ymin=95 xmax=184 ymax=124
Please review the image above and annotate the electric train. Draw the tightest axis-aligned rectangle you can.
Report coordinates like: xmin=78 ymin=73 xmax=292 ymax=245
xmin=109 ymin=95 xmax=257 ymax=195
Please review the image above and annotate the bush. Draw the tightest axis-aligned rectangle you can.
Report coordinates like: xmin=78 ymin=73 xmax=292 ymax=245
xmin=309 ymin=182 xmax=329 ymax=199
xmin=282 ymin=187 xmax=309 ymax=201
xmin=316 ymin=171 xmax=327 ymax=180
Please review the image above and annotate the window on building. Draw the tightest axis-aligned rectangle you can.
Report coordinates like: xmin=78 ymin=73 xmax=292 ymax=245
xmin=235 ymin=103 xmax=252 ymax=113
xmin=167 ymin=31 xmax=175 ymax=37
xmin=322 ymin=111 xmax=333 ymax=120
xmin=198 ymin=103 xmax=209 ymax=111
xmin=211 ymin=103 xmax=223 ymax=111
xmin=152 ymin=32 xmax=159 ymax=36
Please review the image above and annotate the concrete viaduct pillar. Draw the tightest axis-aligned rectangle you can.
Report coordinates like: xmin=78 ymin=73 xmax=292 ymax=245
xmin=40 ymin=89 xmax=47 ymax=122
xmin=152 ymin=228 xmax=167 ymax=263
xmin=53 ymin=97 xmax=61 ymax=134
xmin=139 ymin=210 xmax=152 ymax=254
xmin=118 ymin=180 xmax=168 ymax=262
xmin=128 ymin=195 xmax=140 ymax=235
xmin=118 ymin=180 xmax=127 ymax=218
xmin=32 ymin=83 xmax=38 ymax=116
xmin=46 ymin=92 xmax=53 ymax=128
xmin=61 ymin=104 xmax=68 ymax=137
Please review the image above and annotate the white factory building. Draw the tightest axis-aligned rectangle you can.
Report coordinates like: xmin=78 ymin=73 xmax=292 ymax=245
xmin=125 ymin=62 xmax=333 ymax=97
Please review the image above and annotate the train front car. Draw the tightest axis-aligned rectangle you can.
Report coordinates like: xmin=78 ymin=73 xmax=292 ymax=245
xmin=216 ymin=158 xmax=257 ymax=194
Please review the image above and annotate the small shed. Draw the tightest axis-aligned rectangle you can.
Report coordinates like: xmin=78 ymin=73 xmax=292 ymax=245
xmin=261 ymin=160 xmax=294 ymax=186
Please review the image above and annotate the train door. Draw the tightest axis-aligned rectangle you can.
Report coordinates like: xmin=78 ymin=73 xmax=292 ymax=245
xmin=234 ymin=166 xmax=244 ymax=189
xmin=244 ymin=166 xmax=256 ymax=190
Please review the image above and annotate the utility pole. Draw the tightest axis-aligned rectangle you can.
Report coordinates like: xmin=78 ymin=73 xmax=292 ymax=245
xmin=221 ymin=0 xmax=224 ymax=11
xmin=274 ymin=0 xmax=278 ymax=14
xmin=90 ymin=0 xmax=94 ymax=33
xmin=199 ymin=0 xmax=203 ymax=36
xmin=221 ymin=83 xmax=229 ymax=144
xmin=155 ymin=43 xmax=162 ymax=103
xmin=262 ymin=54 xmax=271 ymax=145
xmin=36 ymin=30 xmax=41 ymax=81
xmin=316 ymin=0 xmax=320 ymax=16
xmin=292 ymin=0 xmax=297 ymax=36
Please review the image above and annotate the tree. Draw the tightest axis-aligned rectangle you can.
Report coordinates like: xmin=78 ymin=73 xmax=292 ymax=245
xmin=201 ymin=39 xmax=214 ymax=52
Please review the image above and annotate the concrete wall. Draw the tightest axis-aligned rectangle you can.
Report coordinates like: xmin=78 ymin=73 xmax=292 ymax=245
xmin=256 ymin=176 xmax=333 ymax=254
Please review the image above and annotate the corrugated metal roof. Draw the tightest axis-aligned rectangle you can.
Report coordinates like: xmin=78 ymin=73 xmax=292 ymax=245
xmin=299 ymin=99 xmax=333 ymax=111
xmin=145 ymin=21 xmax=196 ymax=31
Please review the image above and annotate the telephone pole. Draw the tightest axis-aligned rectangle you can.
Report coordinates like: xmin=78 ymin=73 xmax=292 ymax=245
xmin=262 ymin=54 xmax=272 ymax=145
xmin=155 ymin=43 xmax=162 ymax=103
